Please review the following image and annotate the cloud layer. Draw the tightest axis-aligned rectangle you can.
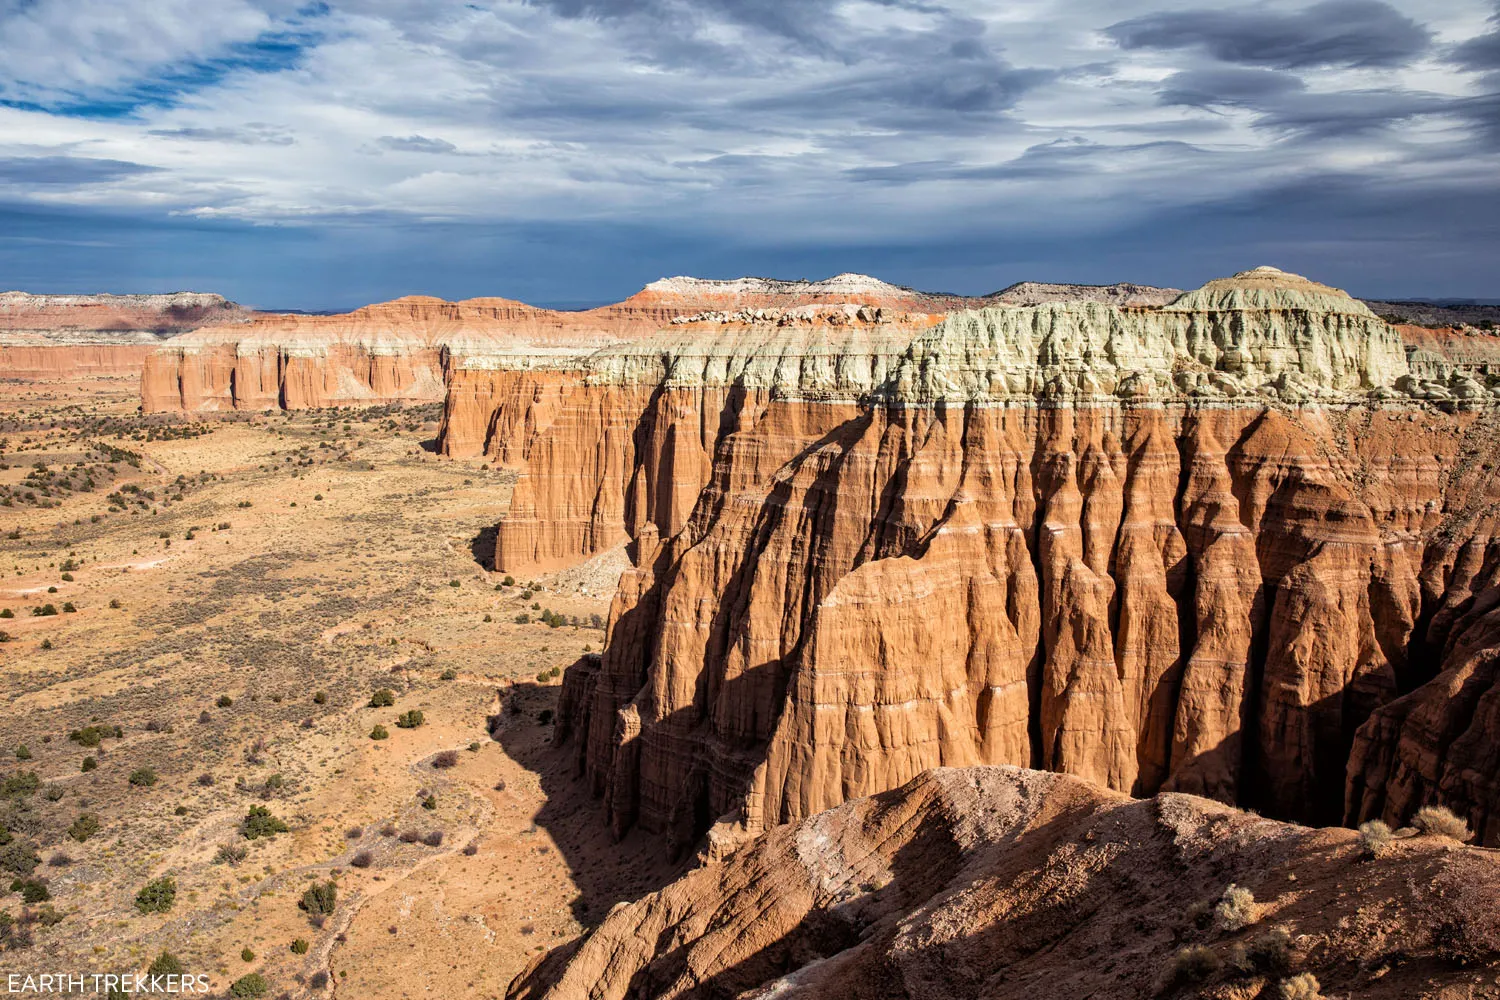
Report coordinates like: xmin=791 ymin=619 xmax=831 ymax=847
xmin=0 ymin=0 xmax=1496 ymax=305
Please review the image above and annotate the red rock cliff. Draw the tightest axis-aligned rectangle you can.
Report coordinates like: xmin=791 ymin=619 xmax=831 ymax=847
xmin=461 ymin=267 xmax=1500 ymax=850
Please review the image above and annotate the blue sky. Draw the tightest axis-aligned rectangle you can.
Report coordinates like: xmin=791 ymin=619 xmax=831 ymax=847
xmin=1 ymin=0 xmax=1497 ymax=309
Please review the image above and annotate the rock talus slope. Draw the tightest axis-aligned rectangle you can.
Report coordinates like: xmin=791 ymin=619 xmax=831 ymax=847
xmin=451 ymin=267 xmax=1500 ymax=853
xmin=510 ymin=766 xmax=1500 ymax=1000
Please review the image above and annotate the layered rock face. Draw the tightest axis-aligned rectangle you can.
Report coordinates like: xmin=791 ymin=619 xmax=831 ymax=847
xmin=459 ymin=266 xmax=1500 ymax=851
xmin=510 ymin=766 xmax=1500 ymax=1000
xmin=0 ymin=291 xmax=245 ymax=379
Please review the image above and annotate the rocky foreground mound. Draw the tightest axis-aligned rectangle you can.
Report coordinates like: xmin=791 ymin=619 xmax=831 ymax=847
xmin=447 ymin=267 xmax=1500 ymax=858
xmin=0 ymin=290 xmax=247 ymax=379
xmin=510 ymin=766 xmax=1500 ymax=1000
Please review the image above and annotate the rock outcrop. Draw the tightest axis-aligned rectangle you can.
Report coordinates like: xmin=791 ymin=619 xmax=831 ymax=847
xmin=0 ymin=291 xmax=246 ymax=379
xmin=456 ymin=266 xmax=1500 ymax=851
xmin=511 ymin=765 xmax=1500 ymax=1000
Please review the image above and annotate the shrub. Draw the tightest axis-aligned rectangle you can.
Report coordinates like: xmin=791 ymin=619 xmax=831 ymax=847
xmin=14 ymin=745 xmax=30 ymax=761
xmin=40 ymin=639 xmax=52 ymax=650
xmin=291 ymin=938 xmax=309 ymax=954
xmin=2 ymin=771 xmax=40 ymax=797
xmin=197 ymin=772 xmax=215 ymax=786
xmin=241 ymin=947 xmax=255 ymax=961
xmin=369 ymin=725 xmax=389 ymax=741
xmin=503 ymin=576 xmax=515 ymax=586
xmin=217 ymin=695 xmax=233 ymax=708
xmin=62 ymin=603 xmax=76 ymax=613
xmin=78 ymin=755 xmax=97 ymax=772
xmin=1425 ymin=854 xmax=1500 ymax=962
xmin=1165 ymin=944 xmax=1221 ymax=987
xmin=440 ymin=668 xmax=457 ymax=681
xmin=423 ymin=830 xmax=445 ymax=847
xmin=421 ymin=794 xmax=437 ymax=810
xmin=215 ymin=843 xmax=248 ymax=866
xmin=345 ymin=825 xmax=363 ymax=839
xmin=17 ymin=879 xmax=50 ymax=903
xmin=350 ymin=849 xmax=374 ymax=869
xmin=147 ymin=952 xmax=184 ymax=977
xmin=1279 ymin=973 xmax=1323 ymax=999
xmin=395 ymin=710 xmax=424 ymax=729
xmin=46 ymin=852 xmax=72 ymax=867
xmin=368 ymin=689 xmax=395 ymax=708
xmin=380 ymin=823 xmax=397 ymax=837
xmin=313 ymin=691 xmax=327 ymax=705
xmin=1215 ymin=883 xmax=1257 ymax=932
xmin=462 ymin=841 xmax=479 ymax=857
xmin=1229 ymin=925 xmax=1293 ymax=977
xmin=1358 ymin=819 xmax=1393 ymax=858
xmin=67 ymin=813 xmax=101 ymax=842
xmin=134 ymin=876 xmax=176 ymax=914
xmin=299 ymin=880 xmax=337 ymax=916
xmin=127 ymin=767 xmax=158 ymax=787
xmin=538 ymin=709 xmax=554 ymax=725
xmin=241 ymin=805 xmax=289 ymax=840
xmin=198 ymin=710 xmax=212 ymax=724
xmin=0 ymin=840 xmax=39 ymax=875
xmin=228 ymin=973 xmax=268 ymax=998
xmin=514 ymin=613 xmax=530 ymax=624
xmin=432 ymin=750 xmax=459 ymax=769
xmin=1413 ymin=805 xmax=1471 ymax=842
xmin=398 ymin=829 xmax=421 ymax=843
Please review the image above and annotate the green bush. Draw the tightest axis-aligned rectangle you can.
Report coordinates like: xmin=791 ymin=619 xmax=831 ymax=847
xmin=395 ymin=710 xmax=424 ymax=729
xmin=81 ymin=756 xmax=97 ymax=772
xmin=241 ymin=805 xmax=289 ymax=840
xmin=290 ymin=938 xmax=310 ymax=954
xmin=0 ymin=841 xmax=39 ymax=875
xmin=217 ymin=695 xmax=233 ymax=708
xmin=146 ymin=952 xmax=184 ymax=977
xmin=128 ymin=767 xmax=158 ymax=787
xmin=313 ymin=691 xmax=327 ymax=705
xmin=514 ymin=613 xmax=530 ymax=624
xmin=299 ymin=880 xmax=337 ymax=916
xmin=368 ymin=689 xmax=395 ymax=708
xmin=134 ymin=876 xmax=177 ymax=914
xmin=241 ymin=947 xmax=255 ymax=961
xmin=228 ymin=973 xmax=268 ymax=998
xmin=68 ymin=724 xmax=121 ymax=748
xmin=2 ymin=771 xmax=40 ymax=797
xmin=17 ymin=879 xmax=50 ymax=903
xmin=440 ymin=668 xmax=457 ymax=681
xmin=14 ymin=745 xmax=30 ymax=760
xmin=369 ymin=725 xmax=389 ymax=741
xmin=67 ymin=813 xmax=101 ymax=842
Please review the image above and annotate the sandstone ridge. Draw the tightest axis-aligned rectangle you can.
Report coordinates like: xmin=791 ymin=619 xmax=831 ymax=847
xmin=454 ymin=266 xmax=1500 ymax=858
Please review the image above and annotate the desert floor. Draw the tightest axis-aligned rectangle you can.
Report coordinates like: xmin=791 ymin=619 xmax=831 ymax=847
xmin=0 ymin=373 xmax=680 ymax=998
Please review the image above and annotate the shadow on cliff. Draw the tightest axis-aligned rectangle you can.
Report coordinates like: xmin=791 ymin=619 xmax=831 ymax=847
xmin=489 ymin=679 xmax=688 ymax=933
xmin=469 ymin=525 xmax=497 ymax=571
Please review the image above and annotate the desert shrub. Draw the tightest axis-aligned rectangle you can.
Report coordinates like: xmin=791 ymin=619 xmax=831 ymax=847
xmin=514 ymin=614 xmax=530 ymax=624
xmin=299 ymin=880 xmax=337 ymax=916
xmin=174 ymin=805 xmax=188 ymax=816
xmin=1 ymin=771 xmax=39 ymax=797
xmin=147 ymin=952 xmax=184 ymax=977
xmin=345 ymin=825 xmax=363 ymax=839
xmin=216 ymin=695 xmax=233 ymax=708
xmin=503 ymin=576 xmax=515 ymax=586
xmin=380 ymin=823 xmax=397 ymax=837
xmin=463 ymin=841 xmax=479 ymax=856
xmin=134 ymin=876 xmax=176 ymax=914
xmin=308 ymin=971 xmax=328 ymax=990
xmin=1358 ymin=819 xmax=1393 ymax=858
xmin=423 ymin=830 xmax=444 ymax=847
xmin=1413 ymin=805 xmax=1471 ymax=842
xmin=14 ymin=745 xmax=30 ymax=760
xmin=395 ymin=710 xmax=424 ymax=729
xmin=228 ymin=973 xmax=268 ymax=998
xmin=1278 ymin=973 xmax=1323 ymax=999
xmin=197 ymin=772 xmax=214 ymax=786
xmin=241 ymin=805 xmax=289 ymax=840
xmin=1215 ymin=883 xmax=1257 ymax=931
xmin=349 ymin=849 xmax=373 ymax=869
xmin=1425 ymin=854 xmax=1500 ymax=962
xmin=368 ymin=689 xmax=395 ymax=708
xmin=215 ymin=843 xmax=248 ymax=866
xmin=197 ymin=710 xmax=212 ymax=724
xmin=67 ymin=813 xmax=101 ymax=842
xmin=291 ymin=938 xmax=309 ymax=954
xmin=483 ymin=614 xmax=492 ymax=622
xmin=440 ymin=668 xmax=457 ymax=680
xmin=68 ymin=725 xmax=120 ymax=748
xmin=398 ymin=829 xmax=421 ymax=844
xmin=431 ymin=750 xmax=459 ymax=769
xmin=1164 ymin=945 xmax=1221 ymax=987
xmin=538 ymin=709 xmax=554 ymax=725
xmin=127 ymin=767 xmax=158 ymax=787
xmin=369 ymin=725 xmax=389 ymax=741
xmin=1229 ymin=925 xmax=1293 ymax=977
xmin=0 ymin=840 xmax=40 ymax=875
xmin=44 ymin=784 xmax=63 ymax=802
xmin=46 ymin=852 xmax=72 ymax=867
xmin=240 ymin=946 xmax=255 ymax=961
xmin=313 ymin=691 xmax=327 ymax=705
xmin=17 ymin=879 xmax=50 ymax=903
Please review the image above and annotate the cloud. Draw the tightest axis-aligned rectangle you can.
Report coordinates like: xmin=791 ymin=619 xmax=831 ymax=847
xmin=0 ymin=155 xmax=161 ymax=185
xmin=148 ymin=124 xmax=295 ymax=145
xmin=374 ymin=135 xmax=458 ymax=154
xmin=1158 ymin=68 xmax=1308 ymax=108
xmin=1107 ymin=1 xmax=1433 ymax=68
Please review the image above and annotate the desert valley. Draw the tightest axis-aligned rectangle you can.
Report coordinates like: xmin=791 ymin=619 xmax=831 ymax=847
xmin=1 ymin=267 xmax=1500 ymax=999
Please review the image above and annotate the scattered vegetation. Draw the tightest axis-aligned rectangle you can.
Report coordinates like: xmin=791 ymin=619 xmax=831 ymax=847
xmin=134 ymin=876 xmax=177 ymax=914
xmin=1278 ymin=973 xmax=1323 ymax=1000
xmin=368 ymin=689 xmax=395 ymax=708
xmin=241 ymin=805 xmax=289 ymax=840
xmin=1358 ymin=819 xmax=1393 ymax=858
xmin=1214 ymin=883 xmax=1257 ymax=932
xmin=299 ymin=880 xmax=337 ymax=916
xmin=127 ymin=767 xmax=158 ymax=787
xmin=395 ymin=709 xmax=424 ymax=729
xmin=1413 ymin=805 xmax=1471 ymax=842
xmin=66 ymin=814 xmax=101 ymax=843
xmin=228 ymin=973 xmax=268 ymax=998
xmin=369 ymin=725 xmax=389 ymax=741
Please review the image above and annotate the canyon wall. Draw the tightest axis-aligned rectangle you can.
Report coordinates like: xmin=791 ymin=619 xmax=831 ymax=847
xmin=453 ymin=267 xmax=1500 ymax=851
xmin=0 ymin=291 xmax=245 ymax=380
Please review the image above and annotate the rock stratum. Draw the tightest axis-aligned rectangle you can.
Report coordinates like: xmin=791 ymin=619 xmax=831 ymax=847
xmin=139 ymin=274 xmax=997 ymax=412
xmin=0 ymin=291 xmax=246 ymax=379
xmin=511 ymin=766 xmax=1500 ymax=1000
xmin=444 ymin=266 xmax=1500 ymax=860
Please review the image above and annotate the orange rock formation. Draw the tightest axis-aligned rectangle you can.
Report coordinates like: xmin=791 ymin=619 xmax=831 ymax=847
xmin=452 ymin=267 xmax=1500 ymax=852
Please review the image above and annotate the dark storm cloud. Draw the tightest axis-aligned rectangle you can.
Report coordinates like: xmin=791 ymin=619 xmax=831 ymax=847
xmin=0 ymin=155 xmax=161 ymax=185
xmin=1108 ymin=1 xmax=1433 ymax=68
xmin=1158 ymin=68 xmax=1307 ymax=108
xmin=1453 ymin=2 xmax=1500 ymax=70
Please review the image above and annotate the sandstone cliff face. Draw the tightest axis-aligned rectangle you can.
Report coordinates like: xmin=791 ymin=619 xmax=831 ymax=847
xmin=0 ymin=290 xmax=245 ymax=380
xmin=458 ymin=267 xmax=1500 ymax=850
xmin=511 ymin=765 xmax=1500 ymax=1000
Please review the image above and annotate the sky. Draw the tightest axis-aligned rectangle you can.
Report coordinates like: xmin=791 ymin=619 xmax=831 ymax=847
xmin=0 ymin=0 xmax=1497 ymax=309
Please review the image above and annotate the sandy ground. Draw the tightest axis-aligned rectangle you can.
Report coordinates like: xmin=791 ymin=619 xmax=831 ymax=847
xmin=0 ymin=373 xmax=680 ymax=998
